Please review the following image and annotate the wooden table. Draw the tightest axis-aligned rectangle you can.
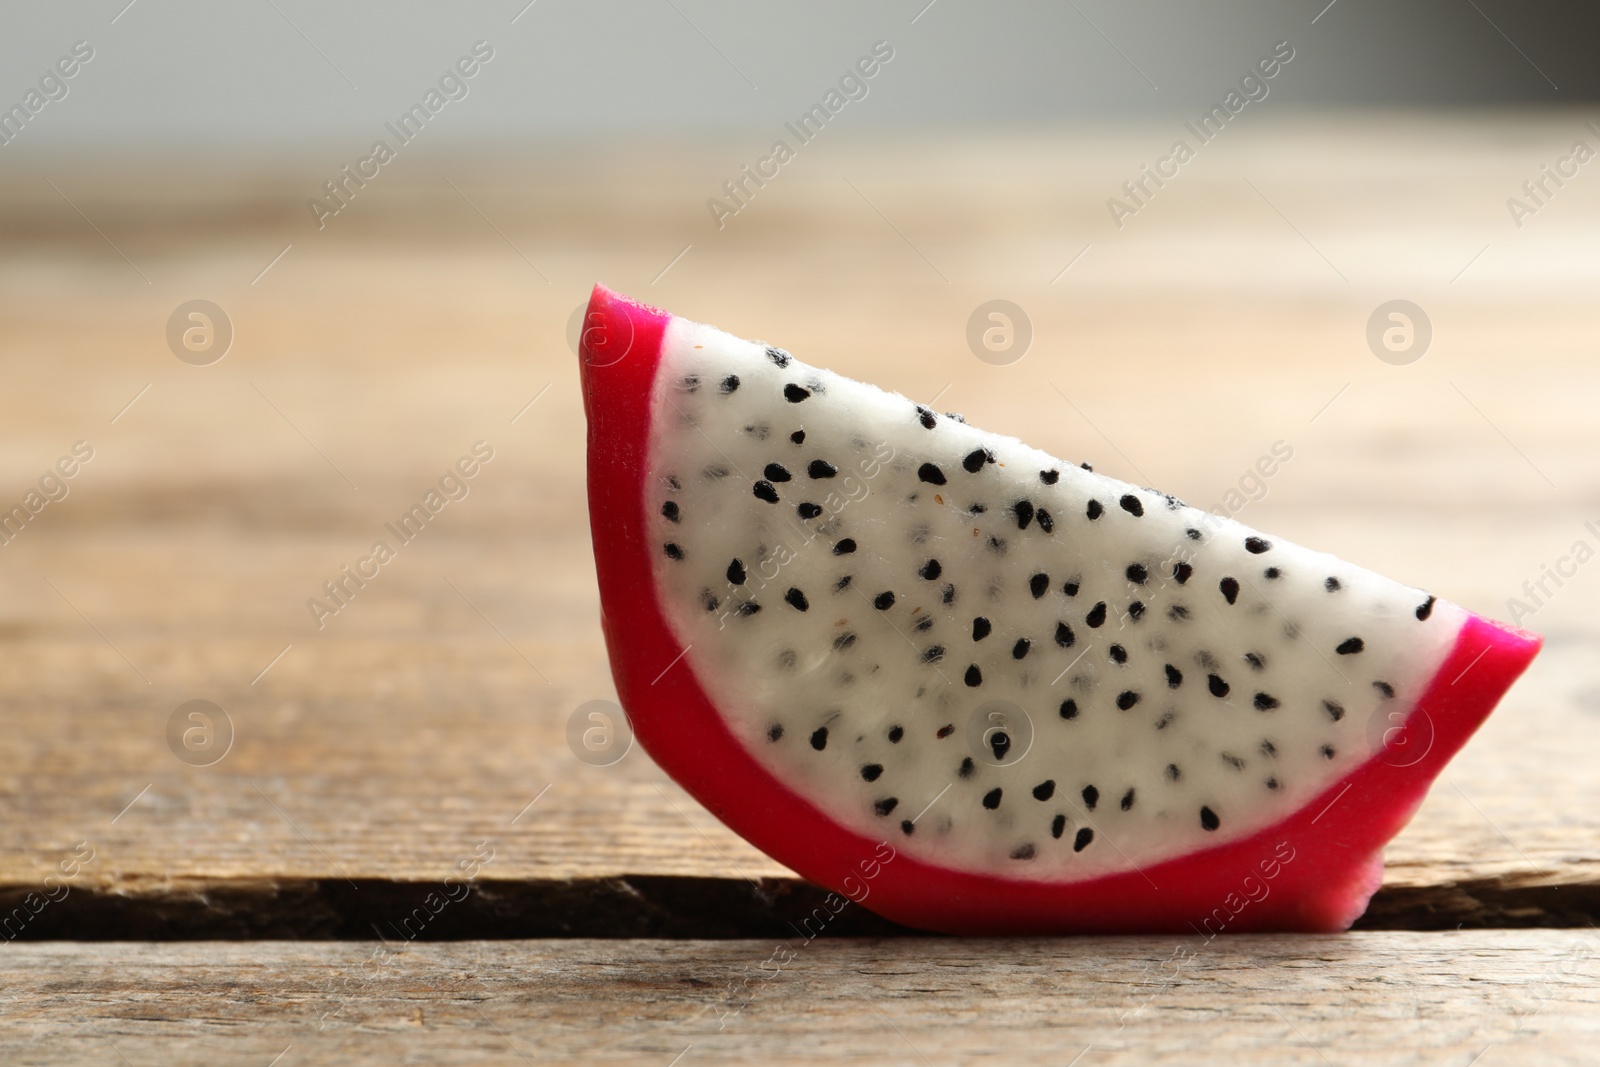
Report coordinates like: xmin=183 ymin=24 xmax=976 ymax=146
xmin=2 ymin=111 xmax=1597 ymax=1063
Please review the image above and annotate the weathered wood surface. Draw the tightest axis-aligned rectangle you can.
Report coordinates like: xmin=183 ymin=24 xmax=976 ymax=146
xmin=1 ymin=113 xmax=1598 ymax=937
xmin=4 ymin=933 xmax=1600 ymax=1065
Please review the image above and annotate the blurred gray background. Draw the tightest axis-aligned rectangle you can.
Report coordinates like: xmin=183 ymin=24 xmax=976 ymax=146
xmin=0 ymin=0 xmax=1589 ymax=154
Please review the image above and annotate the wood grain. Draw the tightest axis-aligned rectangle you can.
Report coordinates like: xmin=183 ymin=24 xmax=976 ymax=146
xmin=4 ymin=932 xmax=1600 ymax=1065
xmin=1 ymin=114 xmax=1598 ymax=937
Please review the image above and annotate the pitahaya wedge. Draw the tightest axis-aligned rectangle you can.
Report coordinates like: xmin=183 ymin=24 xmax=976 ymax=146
xmin=579 ymin=283 xmax=1540 ymax=935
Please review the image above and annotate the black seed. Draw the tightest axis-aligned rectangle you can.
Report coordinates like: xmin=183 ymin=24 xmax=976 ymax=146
xmin=920 ymin=559 xmax=943 ymax=580
xmin=835 ymin=576 xmax=853 ymax=591
xmin=1120 ymin=788 xmax=1136 ymax=811
xmin=1127 ymin=600 xmax=1145 ymax=621
xmin=1253 ymin=692 xmax=1280 ymax=711
xmin=663 ymin=543 xmax=684 ymax=560
xmin=1009 ymin=843 xmax=1036 ymax=861
xmin=962 ymin=449 xmax=991 ymax=473
xmin=784 ymin=384 xmax=811 ymax=403
xmin=1323 ymin=700 xmax=1345 ymax=722
xmin=807 ymin=460 xmax=837 ymax=479
xmin=1220 ymin=577 xmax=1240 ymax=604
xmin=886 ymin=725 xmax=904 ymax=744
xmin=1040 ymin=469 xmax=1060 ymax=484
xmin=703 ymin=594 xmax=719 ymax=613
xmin=969 ymin=503 xmax=987 ymax=514
xmin=1051 ymin=814 xmax=1067 ymax=839
xmin=833 ymin=538 xmax=857 ymax=555
xmin=1260 ymin=739 xmax=1278 ymax=758
xmin=937 ymin=724 xmax=955 ymax=738
xmin=790 ymin=429 xmax=806 ymax=444
xmin=1126 ymin=563 xmax=1148 ymax=584
xmin=989 ymin=732 xmax=1010 ymax=762
xmin=1245 ymin=536 xmax=1272 ymax=554
xmin=753 ymin=481 xmax=780 ymax=503
xmin=1119 ymin=494 xmax=1144 ymax=517
xmin=913 ymin=615 xmax=934 ymax=632
xmin=766 ymin=346 xmax=791 ymax=368
xmin=982 ymin=788 xmax=1003 ymax=810
xmin=1029 ymin=780 xmax=1056 ymax=802
xmin=1086 ymin=499 xmax=1103 ymax=520
xmin=1166 ymin=763 xmax=1181 ymax=781
xmin=1266 ymin=775 xmax=1282 ymax=790
xmin=942 ymin=583 xmax=957 ymax=605
xmin=1115 ymin=690 xmax=1141 ymax=711
xmin=1036 ymin=508 xmax=1054 ymax=533
xmin=874 ymin=797 xmax=899 ymax=816
xmin=1014 ymin=500 xmax=1035 ymax=530
xmin=680 ymin=375 xmax=699 ymax=392
xmin=1208 ymin=674 xmax=1230 ymax=698
xmin=1244 ymin=652 xmax=1265 ymax=671
xmin=1221 ymin=751 xmax=1245 ymax=771
xmin=1085 ymin=602 xmax=1107 ymax=628
xmin=1060 ymin=698 xmax=1079 ymax=720
xmin=1374 ymin=681 xmax=1396 ymax=698
xmin=1336 ymin=636 xmax=1365 ymax=655
xmin=861 ymin=763 xmax=883 ymax=782
xmin=783 ymin=587 xmax=809 ymax=611
xmin=1186 ymin=527 xmax=1203 ymax=541
xmin=727 ymin=559 xmax=747 ymax=584
xmin=1073 ymin=827 xmax=1094 ymax=852
xmin=1168 ymin=605 xmax=1191 ymax=621
xmin=763 ymin=463 xmax=791 ymax=482
xmin=1154 ymin=710 xmax=1176 ymax=730
xmin=1012 ymin=638 xmax=1032 ymax=661
xmin=1062 ymin=580 xmax=1080 ymax=597
xmin=1321 ymin=744 xmax=1336 ymax=759
xmin=765 ymin=724 xmax=783 ymax=743
xmin=1109 ymin=644 xmax=1128 ymax=665
xmin=796 ymin=502 xmax=822 ymax=520
xmin=1165 ymin=664 xmax=1183 ymax=688
xmin=1416 ymin=595 xmax=1436 ymax=621
xmin=833 ymin=631 xmax=856 ymax=650
xmin=1200 ymin=806 xmax=1220 ymax=832
xmin=719 ymin=374 xmax=740 ymax=394
xmin=917 ymin=462 xmax=946 ymax=485
xmin=1325 ymin=576 xmax=1342 ymax=591
xmin=1054 ymin=622 xmax=1075 ymax=649
xmin=964 ymin=664 xmax=983 ymax=687
xmin=873 ymin=591 xmax=896 ymax=610
xmin=916 ymin=406 xmax=938 ymax=429
xmin=661 ymin=501 xmax=680 ymax=523
xmin=1264 ymin=567 xmax=1281 ymax=579
xmin=810 ymin=727 xmax=828 ymax=751
xmin=1030 ymin=572 xmax=1049 ymax=598
xmin=1172 ymin=561 xmax=1193 ymax=585
xmin=959 ymin=757 xmax=974 ymax=778
xmin=921 ymin=645 xmax=945 ymax=664
xmin=901 ymin=820 xmax=915 ymax=835
xmin=972 ymin=617 xmax=992 ymax=641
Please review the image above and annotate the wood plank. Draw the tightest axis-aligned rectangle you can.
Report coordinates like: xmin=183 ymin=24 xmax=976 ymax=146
xmin=0 ymin=645 xmax=1595 ymax=936
xmin=1 ymin=114 xmax=1597 ymax=936
xmin=3 ymin=932 xmax=1599 ymax=1065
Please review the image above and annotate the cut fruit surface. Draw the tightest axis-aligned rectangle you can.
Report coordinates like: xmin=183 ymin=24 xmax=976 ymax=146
xmin=579 ymin=283 xmax=1540 ymax=935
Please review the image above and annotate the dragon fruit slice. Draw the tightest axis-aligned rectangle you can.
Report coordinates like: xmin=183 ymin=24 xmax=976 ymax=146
xmin=579 ymin=283 xmax=1540 ymax=935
